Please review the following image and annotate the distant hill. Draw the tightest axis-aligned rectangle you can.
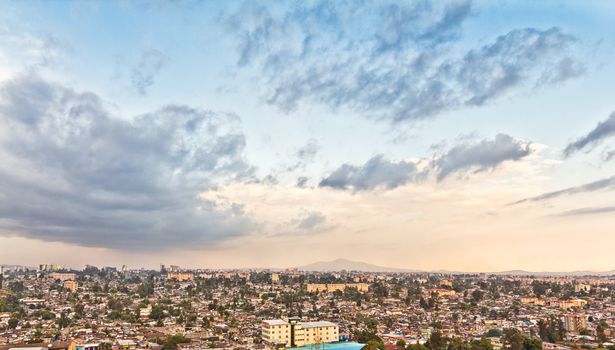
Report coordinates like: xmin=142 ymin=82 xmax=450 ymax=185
xmin=491 ymin=270 xmax=615 ymax=277
xmin=298 ymin=258 xmax=415 ymax=273
xmin=296 ymin=259 xmax=615 ymax=276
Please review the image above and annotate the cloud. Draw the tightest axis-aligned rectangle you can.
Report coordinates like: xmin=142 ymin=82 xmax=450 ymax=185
xmin=319 ymin=134 xmax=531 ymax=191
xmin=511 ymin=175 xmax=615 ymax=205
xmin=564 ymin=111 xmax=615 ymax=157
xmin=319 ymin=155 xmax=420 ymax=191
xmin=555 ymin=206 xmax=615 ymax=217
xmin=296 ymin=176 xmax=309 ymax=188
xmin=296 ymin=211 xmax=327 ymax=231
xmin=131 ymin=48 xmax=168 ymax=95
xmin=0 ymin=74 xmax=255 ymax=250
xmin=433 ymin=134 xmax=532 ymax=181
xmin=224 ymin=1 xmax=581 ymax=123
xmin=287 ymin=139 xmax=320 ymax=171
xmin=537 ymin=57 xmax=585 ymax=87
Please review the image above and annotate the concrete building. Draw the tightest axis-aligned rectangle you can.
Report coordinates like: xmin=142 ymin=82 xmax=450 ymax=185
xmin=574 ymin=284 xmax=591 ymax=293
xmin=428 ymin=289 xmax=457 ymax=297
xmin=306 ymin=283 xmax=369 ymax=293
xmin=49 ymin=272 xmax=76 ymax=281
xmin=167 ymin=272 xmax=194 ymax=281
xmin=562 ymin=314 xmax=587 ymax=334
xmin=63 ymin=280 xmax=78 ymax=293
xmin=559 ymin=299 xmax=587 ymax=309
xmin=262 ymin=318 xmax=339 ymax=347
xmin=39 ymin=263 xmax=63 ymax=271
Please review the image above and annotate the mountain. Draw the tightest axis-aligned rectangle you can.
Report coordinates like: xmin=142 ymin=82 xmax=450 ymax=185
xmin=491 ymin=270 xmax=615 ymax=277
xmin=298 ymin=258 xmax=415 ymax=273
xmin=296 ymin=259 xmax=615 ymax=276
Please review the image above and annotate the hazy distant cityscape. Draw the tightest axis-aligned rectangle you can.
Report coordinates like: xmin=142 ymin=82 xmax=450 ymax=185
xmin=1 ymin=261 xmax=615 ymax=350
xmin=1 ymin=2 xmax=615 ymax=350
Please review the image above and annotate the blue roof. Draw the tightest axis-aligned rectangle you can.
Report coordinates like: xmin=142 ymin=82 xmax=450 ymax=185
xmin=294 ymin=342 xmax=365 ymax=350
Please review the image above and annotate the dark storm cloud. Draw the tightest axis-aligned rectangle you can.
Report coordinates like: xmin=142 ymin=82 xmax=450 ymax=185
xmin=224 ymin=1 xmax=581 ymax=123
xmin=564 ymin=112 xmax=615 ymax=157
xmin=511 ymin=175 xmax=615 ymax=205
xmin=131 ymin=48 xmax=168 ymax=95
xmin=432 ymin=134 xmax=532 ymax=181
xmin=319 ymin=155 xmax=419 ymax=191
xmin=0 ymin=74 xmax=255 ymax=250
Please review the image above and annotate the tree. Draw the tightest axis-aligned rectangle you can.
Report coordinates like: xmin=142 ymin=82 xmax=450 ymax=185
xmin=407 ymin=344 xmax=429 ymax=350
xmin=503 ymin=329 xmax=524 ymax=350
xmin=365 ymin=340 xmax=385 ymax=350
xmin=397 ymin=340 xmax=407 ymax=348
xmin=472 ymin=290 xmax=484 ymax=303
xmin=537 ymin=317 xmax=565 ymax=342
xmin=470 ymin=338 xmax=493 ymax=350
xmin=427 ymin=331 xmax=448 ymax=350
xmin=150 ymin=304 xmax=165 ymax=320
xmin=597 ymin=321 xmax=609 ymax=343
xmin=8 ymin=318 xmax=18 ymax=329
xmin=161 ymin=335 xmax=189 ymax=350
xmin=485 ymin=329 xmax=503 ymax=338
xmin=502 ymin=329 xmax=541 ymax=350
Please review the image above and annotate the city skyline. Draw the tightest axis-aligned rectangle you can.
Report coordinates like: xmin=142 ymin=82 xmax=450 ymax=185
xmin=1 ymin=1 xmax=615 ymax=271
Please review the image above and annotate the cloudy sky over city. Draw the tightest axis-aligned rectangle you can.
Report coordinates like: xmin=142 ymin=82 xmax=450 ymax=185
xmin=0 ymin=0 xmax=614 ymax=271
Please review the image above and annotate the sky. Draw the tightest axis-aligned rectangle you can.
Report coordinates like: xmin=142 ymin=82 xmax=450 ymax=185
xmin=0 ymin=0 xmax=614 ymax=272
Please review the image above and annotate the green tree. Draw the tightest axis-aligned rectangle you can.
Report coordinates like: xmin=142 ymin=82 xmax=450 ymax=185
xmin=8 ymin=318 xmax=18 ymax=329
xmin=407 ymin=344 xmax=429 ymax=350
xmin=427 ymin=331 xmax=448 ymax=350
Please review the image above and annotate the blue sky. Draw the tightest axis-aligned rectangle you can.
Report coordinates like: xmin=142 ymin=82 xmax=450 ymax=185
xmin=0 ymin=0 xmax=614 ymax=271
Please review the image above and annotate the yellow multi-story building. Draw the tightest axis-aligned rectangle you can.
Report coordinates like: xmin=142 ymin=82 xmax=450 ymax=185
xmin=63 ymin=280 xmax=78 ymax=293
xmin=306 ymin=283 xmax=369 ymax=293
xmin=167 ymin=272 xmax=194 ymax=281
xmin=558 ymin=299 xmax=587 ymax=309
xmin=272 ymin=273 xmax=280 ymax=283
xmin=50 ymin=272 xmax=77 ymax=281
xmin=427 ymin=288 xmax=457 ymax=297
xmin=262 ymin=318 xmax=339 ymax=347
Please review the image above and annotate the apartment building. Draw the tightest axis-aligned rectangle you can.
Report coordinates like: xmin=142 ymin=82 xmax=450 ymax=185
xmin=167 ymin=272 xmax=194 ymax=281
xmin=49 ymin=272 xmax=77 ymax=281
xmin=428 ymin=288 xmax=457 ymax=297
xmin=562 ymin=314 xmax=587 ymax=334
xmin=559 ymin=299 xmax=587 ymax=309
xmin=306 ymin=283 xmax=369 ymax=293
xmin=262 ymin=318 xmax=339 ymax=347
xmin=63 ymin=280 xmax=78 ymax=293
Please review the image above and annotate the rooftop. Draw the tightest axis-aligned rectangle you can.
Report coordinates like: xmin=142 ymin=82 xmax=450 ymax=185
xmin=294 ymin=342 xmax=364 ymax=350
xmin=302 ymin=321 xmax=338 ymax=328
